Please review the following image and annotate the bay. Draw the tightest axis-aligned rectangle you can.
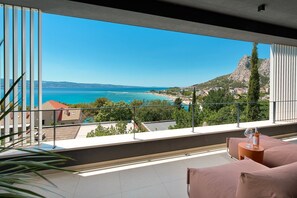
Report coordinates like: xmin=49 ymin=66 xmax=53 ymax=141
xmin=25 ymin=87 xmax=170 ymax=106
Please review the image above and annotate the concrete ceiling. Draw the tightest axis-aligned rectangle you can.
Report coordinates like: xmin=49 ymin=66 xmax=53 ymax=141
xmin=1 ymin=0 xmax=297 ymax=46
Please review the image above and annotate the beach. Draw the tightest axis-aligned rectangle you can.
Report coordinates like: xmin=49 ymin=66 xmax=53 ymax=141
xmin=150 ymin=92 xmax=191 ymax=105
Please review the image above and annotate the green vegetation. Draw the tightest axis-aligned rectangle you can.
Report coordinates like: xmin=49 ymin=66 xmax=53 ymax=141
xmin=87 ymin=121 xmax=136 ymax=137
xmin=134 ymin=100 xmax=174 ymax=122
xmin=181 ymin=89 xmax=192 ymax=96
xmin=193 ymin=74 xmax=232 ymax=90
xmin=174 ymin=97 xmax=183 ymax=110
xmin=247 ymin=43 xmax=260 ymax=121
xmin=83 ymin=99 xmax=174 ymax=137
xmin=203 ymin=105 xmax=237 ymax=125
xmin=169 ymin=88 xmax=269 ymax=129
xmin=192 ymin=87 xmax=197 ymax=105
xmin=193 ymin=74 xmax=251 ymax=90
xmin=203 ymin=89 xmax=234 ymax=111
xmin=166 ymin=87 xmax=181 ymax=95
xmin=77 ymin=87 xmax=269 ymax=137
xmin=170 ymin=109 xmax=191 ymax=129
xmin=95 ymin=101 xmax=132 ymax=122
xmin=260 ymin=75 xmax=269 ymax=87
xmin=200 ymin=89 xmax=236 ymax=125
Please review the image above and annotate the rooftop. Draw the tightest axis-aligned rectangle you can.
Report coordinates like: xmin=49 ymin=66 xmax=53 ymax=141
xmin=142 ymin=121 xmax=177 ymax=132
xmin=43 ymin=100 xmax=69 ymax=110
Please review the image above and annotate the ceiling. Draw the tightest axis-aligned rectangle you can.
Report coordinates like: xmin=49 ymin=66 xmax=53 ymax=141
xmin=1 ymin=0 xmax=297 ymax=46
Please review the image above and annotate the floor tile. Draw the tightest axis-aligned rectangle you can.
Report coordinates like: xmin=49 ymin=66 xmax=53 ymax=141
xmin=163 ymin=178 xmax=188 ymax=198
xmin=101 ymin=193 xmax=122 ymax=198
xmin=122 ymin=184 xmax=169 ymax=198
xmin=74 ymin=172 xmax=121 ymax=198
xmin=16 ymin=172 xmax=80 ymax=198
xmin=152 ymin=160 xmax=188 ymax=183
xmin=119 ymin=166 xmax=162 ymax=192
xmin=16 ymin=183 xmax=74 ymax=198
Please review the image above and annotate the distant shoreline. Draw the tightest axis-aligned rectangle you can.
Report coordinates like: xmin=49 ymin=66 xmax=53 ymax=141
xmin=15 ymin=87 xmax=171 ymax=106
xmin=150 ymin=92 xmax=191 ymax=105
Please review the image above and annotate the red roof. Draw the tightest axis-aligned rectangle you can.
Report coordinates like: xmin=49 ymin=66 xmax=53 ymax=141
xmin=48 ymin=100 xmax=69 ymax=109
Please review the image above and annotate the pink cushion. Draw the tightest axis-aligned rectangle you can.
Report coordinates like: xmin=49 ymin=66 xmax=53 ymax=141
xmin=236 ymin=161 xmax=297 ymax=198
xmin=259 ymin=135 xmax=289 ymax=148
xmin=227 ymin=135 xmax=289 ymax=159
xmin=227 ymin=137 xmax=247 ymax=159
xmin=263 ymin=144 xmax=297 ymax=167
xmin=188 ymin=159 xmax=268 ymax=198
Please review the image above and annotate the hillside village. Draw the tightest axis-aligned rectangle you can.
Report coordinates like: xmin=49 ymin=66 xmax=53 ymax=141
xmin=154 ymin=55 xmax=270 ymax=103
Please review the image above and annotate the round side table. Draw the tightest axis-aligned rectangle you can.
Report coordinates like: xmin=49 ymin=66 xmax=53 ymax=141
xmin=238 ymin=142 xmax=264 ymax=164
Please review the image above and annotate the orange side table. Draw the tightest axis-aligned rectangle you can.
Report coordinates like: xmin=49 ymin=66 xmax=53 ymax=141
xmin=238 ymin=142 xmax=264 ymax=164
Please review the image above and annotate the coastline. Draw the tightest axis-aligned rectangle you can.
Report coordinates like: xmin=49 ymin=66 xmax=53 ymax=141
xmin=150 ymin=92 xmax=191 ymax=105
xmin=36 ymin=87 xmax=168 ymax=105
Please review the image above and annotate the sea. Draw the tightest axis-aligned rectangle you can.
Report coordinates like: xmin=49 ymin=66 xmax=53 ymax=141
xmin=24 ymin=87 xmax=170 ymax=106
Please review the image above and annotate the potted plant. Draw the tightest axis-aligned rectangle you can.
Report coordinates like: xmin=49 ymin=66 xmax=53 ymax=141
xmin=0 ymin=74 xmax=73 ymax=197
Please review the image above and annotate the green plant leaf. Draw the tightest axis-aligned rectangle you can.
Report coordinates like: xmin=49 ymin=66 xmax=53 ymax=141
xmin=0 ymin=72 xmax=74 ymax=197
xmin=0 ymin=181 xmax=45 ymax=198
xmin=0 ymin=73 xmax=24 ymax=107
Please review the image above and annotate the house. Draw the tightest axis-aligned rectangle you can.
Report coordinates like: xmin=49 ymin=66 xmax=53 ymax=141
xmin=0 ymin=112 xmax=30 ymax=133
xmin=37 ymin=100 xmax=82 ymax=126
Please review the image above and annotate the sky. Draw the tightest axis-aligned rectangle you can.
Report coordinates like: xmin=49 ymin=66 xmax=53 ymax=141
xmin=42 ymin=13 xmax=270 ymax=87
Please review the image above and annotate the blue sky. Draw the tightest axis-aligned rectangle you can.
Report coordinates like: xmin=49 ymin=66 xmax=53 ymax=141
xmin=43 ymin=13 xmax=270 ymax=87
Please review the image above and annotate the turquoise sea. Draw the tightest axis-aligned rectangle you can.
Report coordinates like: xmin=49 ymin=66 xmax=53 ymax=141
xmin=28 ymin=87 xmax=170 ymax=106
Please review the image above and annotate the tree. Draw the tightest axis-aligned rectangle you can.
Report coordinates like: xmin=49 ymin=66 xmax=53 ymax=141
xmin=189 ymin=87 xmax=197 ymax=112
xmin=95 ymin=101 xmax=132 ymax=122
xmin=87 ymin=121 xmax=134 ymax=137
xmin=192 ymin=87 xmax=197 ymax=105
xmin=170 ymin=109 xmax=191 ymax=129
xmin=130 ymin=100 xmax=143 ymax=107
xmin=203 ymin=89 xmax=234 ymax=111
xmin=203 ymin=105 xmax=237 ymax=126
xmin=247 ymin=43 xmax=260 ymax=121
xmin=174 ymin=97 xmax=183 ymax=110
xmin=135 ymin=100 xmax=174 ymax=122
xmin=93 ymin=97 xmax=109 ymax=108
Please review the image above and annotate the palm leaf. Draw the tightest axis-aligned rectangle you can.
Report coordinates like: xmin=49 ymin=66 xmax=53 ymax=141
xmin=0 ymin=98 xmax=21 ymax=121
xmin=0 ymin=193 xmax=31 ymax=198
xmin=17 ymin=148 xmax=73 ymax=161
xmin=0 ymin=73 xmax=24 ymax=107
xmin=0 ymin=181 xmax=45 ymax=198
xmin=0 ymin=72 xmax=75 ymax=197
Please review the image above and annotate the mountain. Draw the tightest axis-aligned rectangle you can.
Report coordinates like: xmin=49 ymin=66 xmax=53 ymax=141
xmin=41 ymin=81 xmax=141 ymax=88
xmin=229 ymin=55 xmax=270 ymax=83
xmin=0 ymin=80 xmax=146 ymax=89
xmin=192 ymin=55 xmax=270 ymax=90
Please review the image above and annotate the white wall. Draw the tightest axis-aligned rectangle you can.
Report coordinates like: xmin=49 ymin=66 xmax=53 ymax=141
xmin=270 ymin=44 xmax=297 ymax=121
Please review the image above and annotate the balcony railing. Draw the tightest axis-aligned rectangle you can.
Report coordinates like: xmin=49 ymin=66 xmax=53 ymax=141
xmin=1 ymin=100 xmax=297 ymax=149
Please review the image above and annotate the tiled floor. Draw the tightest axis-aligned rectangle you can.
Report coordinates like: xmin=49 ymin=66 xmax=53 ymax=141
xmin=22 ymin=150 xmax=235 ymax=198
xmin=17 ymin=137 xmax=297 ymax=197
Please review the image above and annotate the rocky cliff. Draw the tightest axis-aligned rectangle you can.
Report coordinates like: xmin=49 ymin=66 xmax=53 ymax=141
xmin=229 ymin=55 xmax=270 ymax=83
xmin=193 ymin=55 xmax=270 ymax=90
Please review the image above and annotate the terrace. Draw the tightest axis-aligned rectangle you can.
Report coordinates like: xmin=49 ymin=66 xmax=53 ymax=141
xmin=1 ymin=0 xmax=297 ymax=197
xmin=7 ymin=136 xmax=297 ymax=198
